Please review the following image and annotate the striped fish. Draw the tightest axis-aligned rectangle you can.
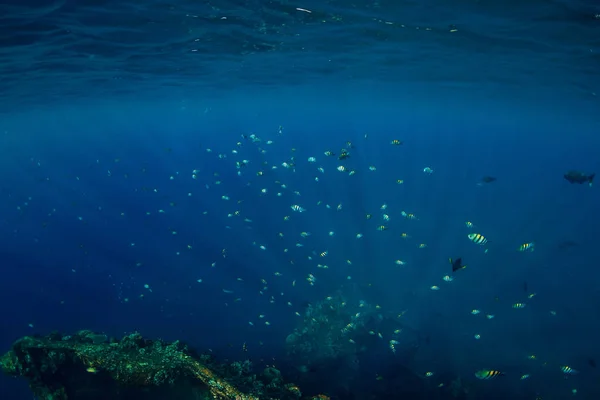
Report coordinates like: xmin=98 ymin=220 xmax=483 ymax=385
xmin=475 ymin=369 xmax=505 ymax=380
xmin=468 ymin=233 xmax=488 ymax=245
xmin=561 ymin=366 xmax=578 ymax=375
xmin=518 ymin=242 xmax=534 ymax=252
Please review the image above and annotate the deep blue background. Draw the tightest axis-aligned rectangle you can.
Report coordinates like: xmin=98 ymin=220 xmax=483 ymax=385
xmin=1 ymin=0 xmax=600 ymax=398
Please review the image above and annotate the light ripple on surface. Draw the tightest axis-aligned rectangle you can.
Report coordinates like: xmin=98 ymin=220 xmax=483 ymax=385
xmin=0 ymin=0 xmax=599 ymax=108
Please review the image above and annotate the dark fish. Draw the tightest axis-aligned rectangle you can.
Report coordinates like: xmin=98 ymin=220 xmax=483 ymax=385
xmin=557 ymin=240 xmax=578 ymax=250
xmin=588 ymin=358 xmax=596 ymax=368
xmin=481 ymin=176 xmax=497 ymax=184
xmin=449 ymin=257 xmax=466 ymax=272
xmin=338 ymin=151 xmax=350 ymax=160
xmin=564 ymin=171 xmax=595 ymax=186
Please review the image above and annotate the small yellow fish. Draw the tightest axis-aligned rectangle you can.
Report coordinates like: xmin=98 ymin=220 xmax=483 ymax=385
xmin=390 ymin=139 xmax=403 ymax=145
xmin=401 ymin=211 xmax=417 ymax=220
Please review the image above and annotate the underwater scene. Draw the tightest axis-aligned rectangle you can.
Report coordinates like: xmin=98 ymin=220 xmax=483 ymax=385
xmin=1 ymin=0 xmax=600 ymax=399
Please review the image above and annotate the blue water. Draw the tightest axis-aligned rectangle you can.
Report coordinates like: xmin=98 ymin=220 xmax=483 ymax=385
xmin=1 ymin=1 xmax=600 ymax=399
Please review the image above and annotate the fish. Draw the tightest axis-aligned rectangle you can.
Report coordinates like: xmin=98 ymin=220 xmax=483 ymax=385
xmin=468 ymin=233 xmax=488 ymax=245
xmin=518 ymin=242 xmax=534 ymax=252
xmin=338 ymin=150 xmax=350 ymax=160
xmin=449 ymin=257 xmax=466 ymax=272
xmin=588 ymin=358 xmax=596 ymax=368
xmin=557 ymin=240 xmax=578 ymax=250
xmin=480 ymin=176 xmax=497 ymax=184
xmin=475 ymin=369 xmax=505 ymax=380
xmin=390 ymin=139 xmax=403 ymax=145
xmin=561 ymin=365 xmax=578 ymax=375
xmin=564 ymin=171 xmax=595 ymax=186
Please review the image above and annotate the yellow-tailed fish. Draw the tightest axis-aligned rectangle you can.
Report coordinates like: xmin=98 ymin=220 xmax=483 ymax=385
xmin=449 ymin=257 xmax=466 ymax=272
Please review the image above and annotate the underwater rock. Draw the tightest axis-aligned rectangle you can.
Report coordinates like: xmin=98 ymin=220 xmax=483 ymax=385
xmin=0 ymin=330 xmax=323 ymax=400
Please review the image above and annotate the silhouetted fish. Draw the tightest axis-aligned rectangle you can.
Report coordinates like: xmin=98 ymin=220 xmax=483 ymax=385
xmin=449 ymin=257 xmax=466 ymax=272
xmin=588 ymin=358 xmax=596 ymax=368
xmin=557 ymin=240 xmax=578 ymax=250
xmin=480 ymin=176 xmax=497 ymax=184
xmin=564 ymin=171 xmax=595 ymax=186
